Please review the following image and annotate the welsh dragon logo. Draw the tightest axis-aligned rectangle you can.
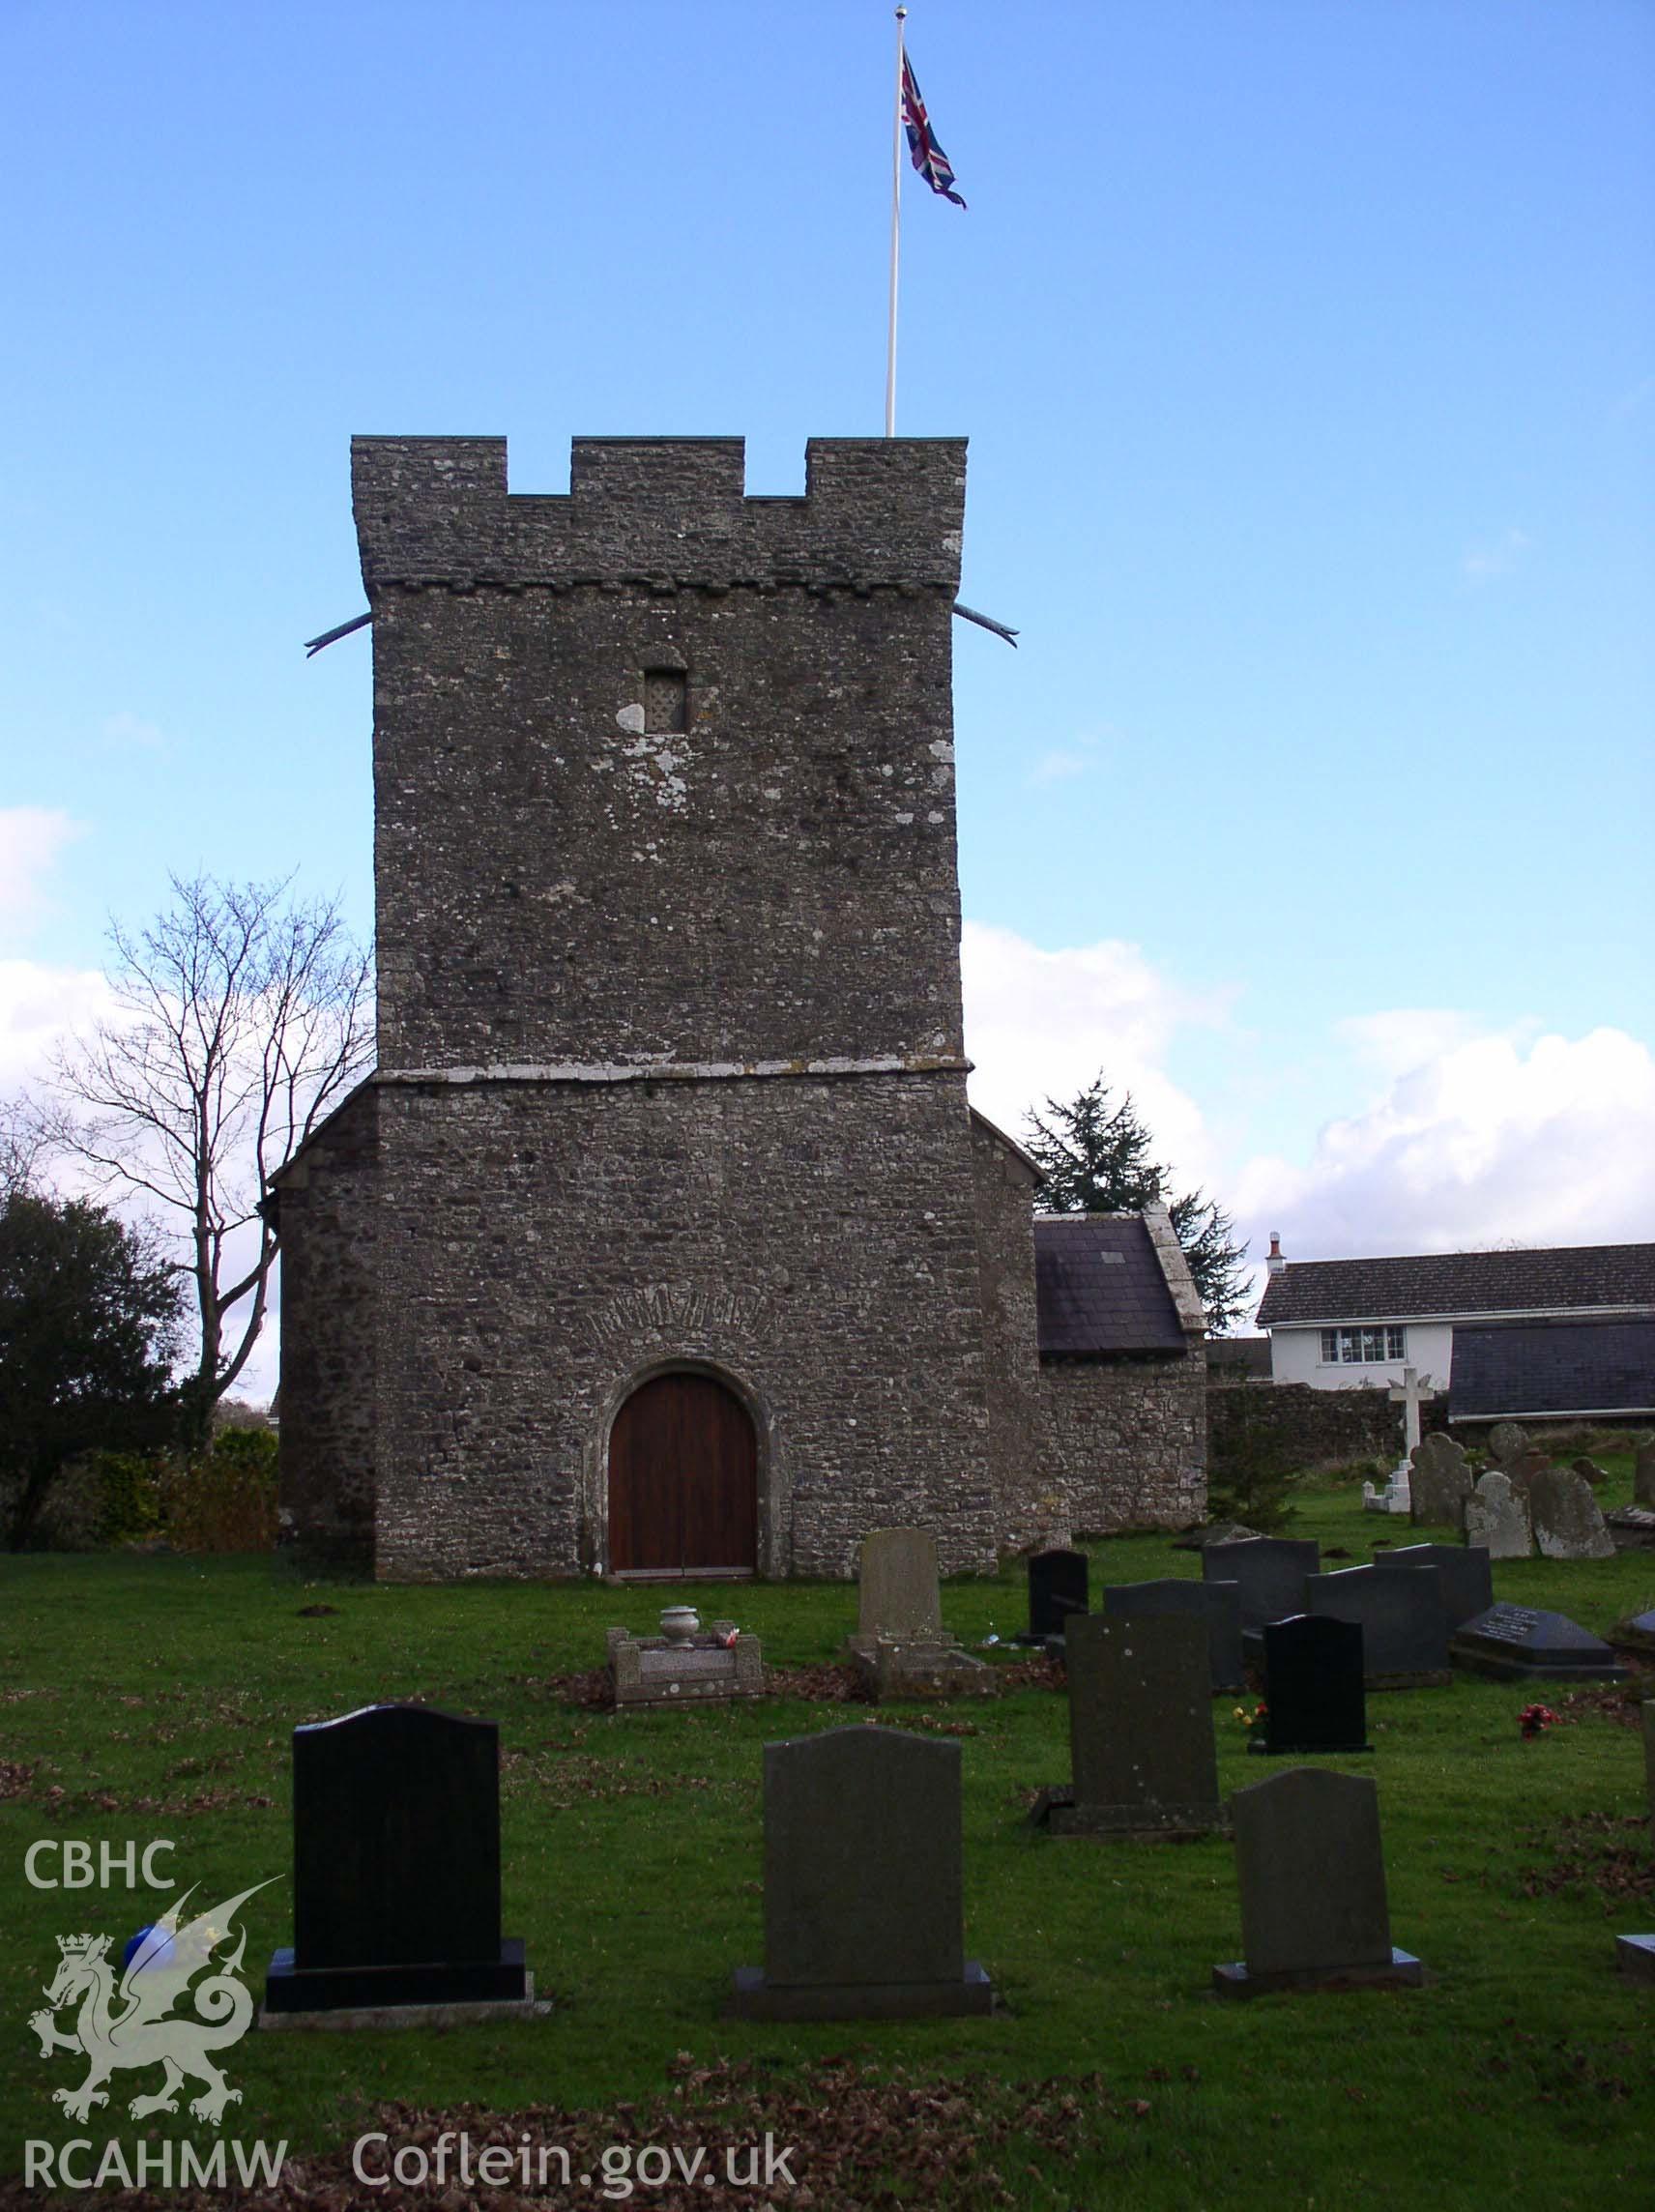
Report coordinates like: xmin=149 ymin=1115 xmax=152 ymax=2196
xmin=30 ymin=1882 xmax=273 ymax=2127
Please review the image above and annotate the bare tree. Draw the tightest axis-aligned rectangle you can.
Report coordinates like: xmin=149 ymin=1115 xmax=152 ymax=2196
xmin=0 ymin=1094 xmax=55 ymax=1198
xmin=53 ymin=874 xmax=373 ymax=1436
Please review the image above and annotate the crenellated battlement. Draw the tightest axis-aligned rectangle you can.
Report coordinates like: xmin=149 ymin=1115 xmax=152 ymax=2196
xmin=351 ymin=434 xmax=967 ymax=596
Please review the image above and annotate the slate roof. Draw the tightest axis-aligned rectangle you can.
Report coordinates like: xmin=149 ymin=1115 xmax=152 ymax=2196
xmin=1205 ymin=1335 xmax=1273 ymax=1379
xmin=1256 ymin=1241 xmax=1655 ymax=1327
xmin=1448 ymin=1319 xmax=1655 ymax=1420
xmin=1033 ymin=1214 xmax=1189 ymax=1356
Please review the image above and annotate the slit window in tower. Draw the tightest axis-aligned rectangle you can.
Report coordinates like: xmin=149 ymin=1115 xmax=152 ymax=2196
xmin=644 ymin=670 xmax=687 ymax=734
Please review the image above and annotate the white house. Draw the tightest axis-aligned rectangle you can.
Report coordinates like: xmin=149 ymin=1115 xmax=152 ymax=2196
xmin=1254 ymin=1236 xmax=1655 ymax=1413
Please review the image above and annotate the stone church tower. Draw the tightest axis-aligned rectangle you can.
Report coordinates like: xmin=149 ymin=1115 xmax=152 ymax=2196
xmin=276 ymin=434 xmax=1028 ymax=1578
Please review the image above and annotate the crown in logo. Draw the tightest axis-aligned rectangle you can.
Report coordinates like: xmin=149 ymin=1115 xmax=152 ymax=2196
xmin=57 ymin=1934 xmax=109 ymax=1962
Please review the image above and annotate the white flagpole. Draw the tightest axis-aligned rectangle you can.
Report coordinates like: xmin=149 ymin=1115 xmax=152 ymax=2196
xmin=885 ymin=7 xmax=908 ymax=437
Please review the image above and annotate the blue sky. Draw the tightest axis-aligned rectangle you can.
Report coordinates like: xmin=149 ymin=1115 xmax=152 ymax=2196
xmin=2 ymin=1 xmax=1651 ymax=1382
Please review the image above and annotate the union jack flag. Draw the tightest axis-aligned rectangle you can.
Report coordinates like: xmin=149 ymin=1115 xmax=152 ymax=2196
xmin=901 ymin=51 xmax=966 ymax=209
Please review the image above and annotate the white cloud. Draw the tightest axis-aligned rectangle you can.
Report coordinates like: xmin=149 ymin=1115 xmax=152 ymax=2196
xmin=963 ymin=921 xmax=1655 ymax=1336
xmin=0 ymin=959 xmax=117 ymax=1093
xmin=101 ymin=710 xmax=167 ymax=751
xmin=960 ymin=921 xmax=1230 ymax=1185
xmin=0 ymin=807 xmax=83 ymax=929
xmin=1028 ymin=749 xmax=1091 ymax=785
xmin=1461 ymin=527 xmax=1532 ymax=583
xmin=1236 ymin=1023 xmax=1655 ymax=1261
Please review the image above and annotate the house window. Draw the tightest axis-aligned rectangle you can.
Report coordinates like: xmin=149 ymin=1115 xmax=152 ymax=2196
xmin=644 ymin=669 xmax=687 ymax=734
xmin=1320 ymin=1325 xmax=1407 ymax=1365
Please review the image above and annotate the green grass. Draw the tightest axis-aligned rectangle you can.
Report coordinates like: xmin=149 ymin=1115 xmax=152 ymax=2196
xmin=2 ymin=1470 xmax=1652 ymax=2207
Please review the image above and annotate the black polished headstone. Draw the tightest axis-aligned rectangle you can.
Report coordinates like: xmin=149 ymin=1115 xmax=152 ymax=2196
xmin=1102 ymin=1578 xmax=1245 ymax=1692
xmin=1385 ymin=1543 xmax=1495 ymax=1632
xmin=1016 ymin=1549 xmax=1089 ymax=1644
xmin=1304 ymin=1564 xmax=1452 ymax=1687
xmin=1450 ymin=1604 xmax=1630 ymax=1683
xmin=264 ymin=1703 xmax=528 ymax=2013
xmin=1258 ymin=1615 xmax=1371 ymax=1756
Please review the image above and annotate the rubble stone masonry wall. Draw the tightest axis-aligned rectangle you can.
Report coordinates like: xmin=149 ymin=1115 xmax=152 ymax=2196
xmin=366 ymin=1070 xmax=996 ymax=1579
xmin=1039 ymin=1354 xmax=1207 ymax=1534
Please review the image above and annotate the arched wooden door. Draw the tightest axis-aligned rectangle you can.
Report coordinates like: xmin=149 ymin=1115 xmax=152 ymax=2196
xmin=608 ymin=1372 xmax=758 ymax=1576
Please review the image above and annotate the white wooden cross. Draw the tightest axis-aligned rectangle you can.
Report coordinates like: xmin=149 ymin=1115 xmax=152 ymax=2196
xmin=1387 ymin=1365 xmax=1437 ymax=1459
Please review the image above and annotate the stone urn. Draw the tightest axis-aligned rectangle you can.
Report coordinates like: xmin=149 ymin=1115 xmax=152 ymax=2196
xmin=659 ymin=1605 xmax=701 ymax=1645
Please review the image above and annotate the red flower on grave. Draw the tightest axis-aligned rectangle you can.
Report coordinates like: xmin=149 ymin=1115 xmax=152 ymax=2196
xmin=1518 ymin=1703 xmax=1558 ymax=1739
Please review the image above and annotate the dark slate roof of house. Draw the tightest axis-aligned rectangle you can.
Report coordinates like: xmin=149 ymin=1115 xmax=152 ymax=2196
xmin=1448 ymin=1318 xmax=1655 ymax=1420
xmin=1033 ymin=1215 xmax=1188 ymax=1355
xmin=1205 ymin=1334 xmax=1273 ymax=1378
xmin=1256 ymin=1241 xmax=1655 ymax=1327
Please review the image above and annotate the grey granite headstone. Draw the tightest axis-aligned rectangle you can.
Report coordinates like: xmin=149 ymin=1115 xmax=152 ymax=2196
xmin=854 ymin=1528 xmax=942 ymax=1644
xmin=1527 ymin=1466 xmax=1615 ymax=1560
xmin=729 ymin=1727 xmax=993 ymax=2020
xmin=1102 ymin=1577 xmax=1245 ymax=1692
xmin=1304 ymin=1565 xmax=1452 ymax=1688
xmin=842 ymin=1528 xmax=995 ymax=1698
xmin=1034 ymin=1614 xmax=1227 ymax=1838
xmin=1384 ymin=1543 xmax=1495 ymax=1632
xmin=1201 ymin=1536 xmax=1320 ymax=1635
xmin=1463 ymin=1470 xmax=1533 ymax=1559
xmin=1450 ymin=1603 xmax=1629 ymax=1683
xmin=1213 ymin=1767 xmax=1422 ymax=1996
xmin=1635 ymin=1442 xmax=1655 ymax=1508
xmin=1408 ymin=1435 xmax=1471 ymax=1530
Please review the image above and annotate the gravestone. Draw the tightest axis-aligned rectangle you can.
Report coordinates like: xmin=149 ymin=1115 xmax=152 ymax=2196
xmin=1201 ymin=1536 xmax=1320 ymax=1645
xmin=1172 ymin=1521 xmax=1264 ymax=1552
xmin=1387 ymin=1365 xmax=1436 ymax=1462
xmin=1463 ymin=1470 xmax=1533 ymax=1559
xmin=1304 ymin=1564 xmax=1451 ymax=1688
xmin=1611 ymin=1610 xmax=1655 ymax=1660
xmin=843 ymin=1528 xmax=995 ymax=1699
xmin=1570 ymin=1455 xmax=1607 ymax=1488
xmin=1257 ymin=1615 xmax=1371 ymax=1756
xmin=1385 ymin=1543 xmax=1495 ymax=1632
xmin=1449 ymin=1604 xmax=1629 ymax=1683
xmin=606 ymin=1618 xmax=765 ymax=1708
xmin=1102 ymin=1578 xmax=1246 ymax=1693
xmin=1033 ymin=1614 xmax=1228 ymax=1839
xmin=1621 ymin=1710 xmax=1655 ymax=1983
xmin=1527 ymin=1467 xmax=1615 ymax=1561
xmin=1213 ymin=1767 xmax=1423 ymax=1996
xmin=1488 ymin=1421 xmax=1530 ymax=1470
xmin=263 ymin=1704 xmax=531 ymax=2020
xmin=853 ymin=1527 xmax=942 ymax=1642
xmin=1016 ymin=1548 xmax=1089 ymax=1645
xmin=729 ymin=1727 xmax=993 ymax=2019
xmin=1605 ymin=1505 xmax=1655 ymax=1552
xmin=1635 ymin=1442 xmax=1655 ymax=1508
xmin=1408 ymin=1435 xmax=1471 ymax=1530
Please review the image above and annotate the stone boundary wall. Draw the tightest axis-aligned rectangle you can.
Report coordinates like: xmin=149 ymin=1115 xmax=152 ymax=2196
xmin=1206 ymin=1379 xmax=1402 ymax=1473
